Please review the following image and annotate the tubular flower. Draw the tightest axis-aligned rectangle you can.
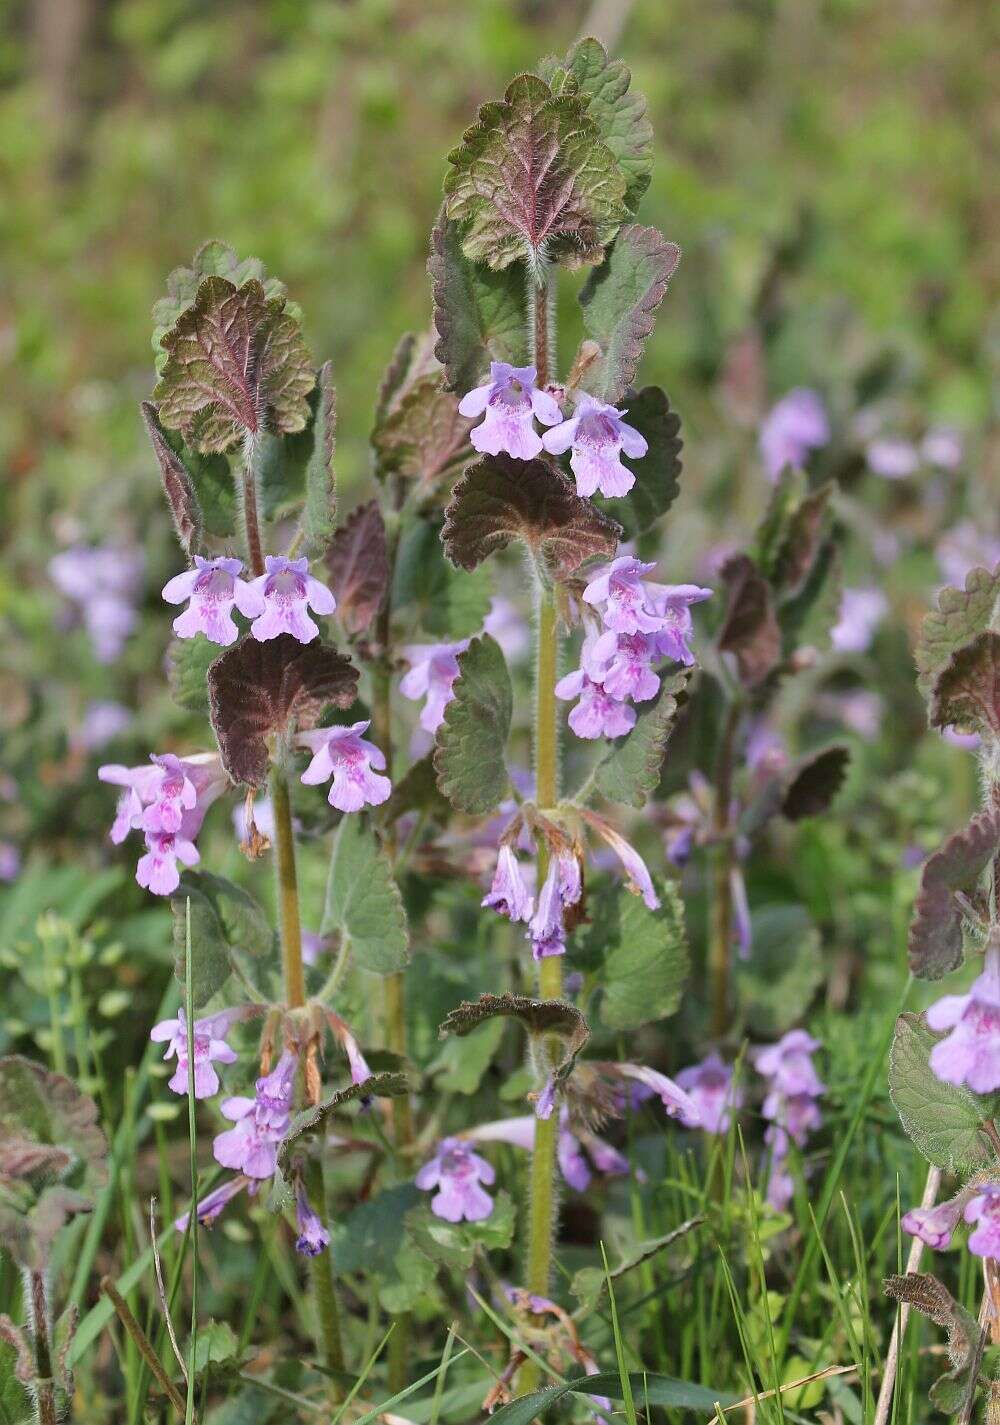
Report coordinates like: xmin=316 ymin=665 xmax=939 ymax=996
xmin=297 ymin=720 xmax=391 ymax=813
xmin=247 ymin=556 xmax=336 ymax=644
xmin=926 ymin=943 xmax=1000 ymax=1094
xmin=458 ymin=362 xmax=562 ymax=461
xmin=213 ymin=1050 xmax=297 ymax=1180
xmin=149 ymin=1007 xmax=240 ymax=1098
xmin=399 ymin=641 xmax=468 ymax=733
xmin=161 ymin=556 xmax=263 ymax=645
xmin=758 ymin=388 xmax=829 ymax=481
xmin=542 ymin=394 xmax=648 ymax=498
xmin=415 ymin=1138 xmax=495 ymax=1223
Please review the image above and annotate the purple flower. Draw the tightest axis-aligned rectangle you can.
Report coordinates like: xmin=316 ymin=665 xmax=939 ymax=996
xmin=615 ymin=1063 xmax=700 ymax=1123
xmin=162 ymin=556 xmax=263 ymax=646
xmin=676 ymin=1053 xmax=742 ymax=1134
xmin=926 ymin=946 xmax=1000 ymax=1094
xmin=49 ymin=543 xmax=145 ymax=663
xmin=866 ymin=437 xmax=919 ymax=480
xmin=297 ymin=720 xmax=391 ymax=813
xmin=964 ymin=1184 xmax=1000 ymax=1260
xmin=149 ymin=1007 xmax=240 ymax=1098
xmin=758 ymin=389 xmax=829 ymax=481
xmin=936 ymin=521 xmax=1000 ymax=588
xmin=922 ymin=425 xmax=963 ymax=470
xmin=175 ymin=1175 xmax=250 ymax=1233
xmin=583 ymin=558 xmax=712 ymax=645
xmin=585 ymin=630 xmax=664 ymax=703
xmin=213 ymin=1050 xmax=297 ymax=1180
xmin=415 ymin=1138 xmax=495 ymax=1223
xmin=763 ymin=1090 xmax=822 ymax=1149
xmin=482 ymin=844 xmax=535 ymax=923
xmin=542 ymin=394 xmax=648 ymax=498
xmin=555 ymin=670 xmax=636 ymax=740
xmin=765 ymin=1157 xmax=795 ymax=1212
xmin=99 ymin=752 xmax=226 ymax=895
xmin=754 ymin=1030 xmax=825 ymax=1098
xmin=528 ymin=851 xmax=582 ymax=961
xmin=830 ymin=587 xmax=888 ymax=654
xmin=484 ymin=597 xmax=530 ymax=663
xmin=558 ymin=1114 xmax=629 ymax=1192
xmin=400 ymin=642 xmax=468 ymax=733
xmin=458 ymin=362 xmax=562 ymax=461
xmin=581 ymin=814 xmax=660 ymax=910
xmin=233 ymin=794 xmax=275 ymax=845
xmin=902 ymin=1188 xmax=973 ymax=1251
xmin=247 ymin=556 xmax=336 ymax=644
xmin=136 ymin=830 xmax=200 ymax=895
xmin=326 ymin=1011 xmax=374 ymax=1089
xmin=0 ymin=842 xmax=21 ymax=883
xmin=294 ymin=1179 xmax=330 ymax=1256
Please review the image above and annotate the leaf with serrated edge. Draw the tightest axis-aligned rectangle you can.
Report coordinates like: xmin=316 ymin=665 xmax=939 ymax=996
xmin=301 ymin=362 xmax=337 ymax=555
xmin=372 ymin=374 xmax=472 ymax=487
xmin=888 ymin=1012 xmax=996 ymax=1170
xmin=916 ymin=564 xmax=1000 ymax=699
xmin=434 ymin=635 xmax=512 ymax=814
xmin=593 ymin=386 xmax=683 ymax=541
xmin=439 ymin=993 xmax=589 ymax=1089
xmin=208 ymin=634 xmax=357 ymax=787
xmin=325 ymin=501 xmax=388 ymax=636
xmin=717 ymin=554 xmax=782 ymax=687
xmin=141 ymin=401 xmax=202 ymax=555
xmin=320 ymin=815 xmax=409 ymax=975
xmin=594 ymin=669 xmax=690 ymax=808
xmin=781 ymin=745 xmax=850 ymax=821
xmin=908 ymin=812 xmax=1000 ymax=979
xmin=538 ymin=37 xmax=653 ymax=212
xmin=444 ymin=73 xmax=627 ymax=272
xmin=428 ymin=213 xmax=528 ymax=392
xmin=277 ymin=1073 xmax=409 ymax=1175
xmin=929 ymin=630 xmax=1000 ymax=738
xmin=443 ymin=455 xmax=620 ymax=582
xmin=599 ymin=882 xmax=689 ymax=1030
xmin=152 ymin=241 xmax=293 ymax=373
xmin=884 ymin=1273 xmax=986 ymax=1416
xmin=167 ymin=636 xmax=217 ymax=715
xmin=155 ymin=276 xmax=315 ymax=454
xmin=578 ymin=227 xmax=679 ymax=404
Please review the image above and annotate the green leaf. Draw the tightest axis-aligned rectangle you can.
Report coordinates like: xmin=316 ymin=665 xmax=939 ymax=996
xmin=371 ymin=375 xmax=472 ymax=489
xmin=538 ymin=37 xmax=653 ymax=212
xmin=434 ymin=635 xmax=512 ymax=814
xmin=330 ymin=1184 xmax=438 ymax=1313
xmin=140 ymin=400 xmax=203 ymax=555
xmin=154 ymin=276 xmax=315 ymax=454
xmin=321 ymin=815 xmax=409 ymax=974
xmin=908 ymin=812 xmax=1000 ymax=979
xmin=382 ymin=753 xmax=452 ymax=828
xmin=595 ymin=386 xmax=682 ymax=540
xmin=485 ymin=1370 xmax=734 ymax=1425
xmin=302 ymin=361 xmax=337 ymax=555
xmin=438 ymin=993 xmax=589 ymax=1093
xmin=589 ymin=881 xmax=689 ymax=1030
xmin=428 ymin=1015 xmax=505 ymax=1094
xmin=736 ymin=904 xmax=822 ymax=1036
xmin=405 ymin=1191 xmax=515 ymax=1272
xmin=392 ymin=518 xmax=493 ymax=639
xmin=444 ymin=73 xmax=627 ymax=272
xmin=151 ymin=241 xmax=292 ymax=373
xmin=928 ymin=630 xmax=1000 ymax=739
xmin=428 ymin=212 xmax=528 ymax=392
xmin=594 ymin=669 xmax=690 ymax=808
xmin=915 ymin=564 xmax=1000 ymax=699
xmin=167 ymin=635 xmax=217 ymax=714
xmin=578 ymin=228 xmax=679 ymax=404
xmin=171 ymin=871 xmax=275 ymax=1007
xmin=888 ymin=1012 xmax=996 ymax=1171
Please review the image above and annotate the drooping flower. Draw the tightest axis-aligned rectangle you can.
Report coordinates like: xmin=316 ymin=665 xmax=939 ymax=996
xmin=558 ymin=1113 xmax=629 ymax=1192
xmin=830 ymin=587 xmax=888 ymax=654
xmin=415 ymin=1137 xmax=495 ymax=1223
xmin=866 ymin=437 xmax=920 ymax=480
xmin=757 ymin=1031 xmax=824 ymax=1210
xmin=297 ymin=720 xmax=391 ymax=813
xmin=326 ymin=1010 xmax=374 ymax=1089
xmin=233 ymin=794 xmax=275 ymax=847
xmin=902 ymin=1187 xmax=974 ymax=1251
xmin=542 ymin=394 xmax=648 ymax=498
xmin=758 ymin=389 xmax=829 ymax=481
xmin=162 ymin=556 xmax=263 ymax=646
xmin=175 ymin=1175 xmax=250 ymax=1232
xmin=294 ymin=1179 xmax=331 ymax=1256
xmin=458 ymin=362 xmax=562 ymax=461
xmin=528 ymin=850 xmax=582 ymax=961
xmin=149 ymin=1007 xmax=240 ymax=1098
xmin=676 ymin=1053 xmax=742 ymax=1135
xmin=482 ymin=844 xmax=535 ymax=923
xmin=399 ymin=641 xmax=468 ymax=733
xmin=49 ymin=543 xmax=145 ymax=664
xmin=613 ymin=1063 xmax=700 ymax=1123
xmin=926 ymin=944 xmax=1000 ymax=1094
xmin=247 ymin=556 xmax=336 ymax=644
xmin=583 ymin=815 xmax=660 ymax=910
xmin=964 ymin=1184 xmax=1000 ymax=1260
xmin=213 ymin=1050 xmax=297 ymax=1180
xmin=555 ymin=670 xmax=636 ymax=740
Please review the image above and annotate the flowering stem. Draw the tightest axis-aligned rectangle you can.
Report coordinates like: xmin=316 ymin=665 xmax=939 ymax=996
xmin=708 ymin=701 xmax=742 ymax=1039
xmin=270 ymin=768 xmax=306 ymax=1012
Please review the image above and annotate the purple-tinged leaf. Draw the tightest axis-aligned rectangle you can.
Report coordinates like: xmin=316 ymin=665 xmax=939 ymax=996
xmin=372 ymin=374 xmax=473 ymax=487
xmin=208 ymin=634 xmax=358 ymax=787
xmin=578 ymin=226 xmax=680 ymax=403
xmin=373 ymin=332 xmax=439 ymax=431
xmin=428 ymin=212 xmax=528 ymax=392
xmin=781 ymin=745 xmax=850 ymax=821
xmin=929 ymin=630 xmax=1000 ymax=738
xmin=438 ymin=993 xmax=589 ymax=1092
xmin=717 ymin=554 xmax=782 ymax=688
xmin=154 ymin=276 xmax=315 ymax=454
xmin=916 ymin=565 xmax=1000 ymax=699
xmin=443 ymin=454 xmax=620 ymax=582
xmin=908 ymin=811 xmax=1000 ymax=979
xmin=770 ymin=483 xmax=835 ymax=597
xmin=884 ymin=1271 xmax=985 ymax=1414
xmin=444 ymin=73 xmax=628 ymax=273
xmin=141 ymin=401 xmax=203 ymax=556
xmin=325 ymin=500 xmax=388 ymax=637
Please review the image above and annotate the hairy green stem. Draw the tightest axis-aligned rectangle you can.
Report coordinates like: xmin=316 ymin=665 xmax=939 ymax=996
xmin=29 ymin=1272 xmax=57 ymax=1425
xmin=305 ymin=1158 xmax=345 ymax=1377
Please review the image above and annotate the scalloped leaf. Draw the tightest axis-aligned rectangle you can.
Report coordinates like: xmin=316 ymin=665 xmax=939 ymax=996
xmin=717 ymin=554 xmax=782 ymax=687
xmin=434 ymin=634 xmax=512 ymax=814
xmin=888 ymin=1012 xmax=996 ymax=1170
xmin=908 ymin=812 xmax=1000 ymax=979
xmin=154 ymin=276 xmax=315 ymax=454
xmin=915 ymin=565 xmax=1000 ymax=699
xmin=884 ymin=1273 xmax=985 ymax=1417
xmin=781 ymin=744 xmax=850 ymax=821
xmin=594 ymin=668 xmax=690 ymax=808
xmin=404 ymin=1191 xmax=515 ymax=1272
xmin=151 ymin=241 xmax=292 ymax=373
xmin=594 ymin=386 xmax=682 ymax=540
xmin=320 ymin=815 xmax=409 ymax=975
xmin=597 ymin=881 xmax=689 ymax=1030
xmin=443 ymin=455 xmax=620 ymax=582
xmin=301 ymin=362 xmax=337 ymax=554
xmin=929 ymin=630 xmax=1000 ymax=738
xmin=324 ymin=500 xmax=388 ymax=637
xmin=428 ymin=212 xmax=528 ymax=392
xmin=578 ymin=227 xmax=679 ymax=403
xmin=277 ymin=1072 xmax=409 ymax=1175
xmin=444 ymin=73 xmax=628 ymax=272
xmin=167 ymin=635 xmax=217 ymax=715
xmin=439 ymin=993 xmax=589 ymax=1090
xmin=140 ymin=401 xmax=203 ymax=555
xmin=538 ymin=37 xmax=653 ymax=212
xmin=372 ymin=374 xmax=472 ymax=487
xmin=0 ymin=1058 xmax=108 ymax=1269
xmin=207 ymin=634 xmax=358 ymax=787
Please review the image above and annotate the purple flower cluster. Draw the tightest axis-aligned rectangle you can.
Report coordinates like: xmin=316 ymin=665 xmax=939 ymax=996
xmin=675 ymin=1053 xmax=742 ymax=1135
xmin=49 ymin=543 xmax=145 ymax=663
xmin=556 ymin=558 xmax=711 ymax=740
xmin=754 ymin=1030 xmax=824 ymax=1211
xmin=527 ymin=849 xmax=582 ymax=960
xmin=163 ymin=554 xmax=336 ymax=647
xmin=864 ymin=424 xmax=963 ymax=481
xmin=213 ymin=1050 xmax=297 ymax=1181
xmin=297 ymin=720 xmax=391 ymax=814
xmin=98 ymin=751 xmax=226 ymax=895
xmin=758 ymin=389 xmax=829 ymax=482
xmin=903 ymin=1181 xmax=1000 ymax=1263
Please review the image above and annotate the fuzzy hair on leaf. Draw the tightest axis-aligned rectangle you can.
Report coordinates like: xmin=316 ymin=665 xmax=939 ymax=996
xmin=908 ymin=811 xmax=1000 ymax=978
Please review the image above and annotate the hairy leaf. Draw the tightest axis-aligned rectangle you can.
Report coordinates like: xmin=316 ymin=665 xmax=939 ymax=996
xmin=594 ymin=385 xmax=683 ymax=541
xmin=277 ymin=1073 xmax=409 ymax=1175
xmin=598 ymin=881 xmax=689 ymax=1030
xmin=301 ymin=362 xmax=337 ymax=554
xmin=781 ymin=745 xmax=850 ymax=820
xmin=321 ymin=815 xmax=409 ymax=975
xmin=382 ymin=753 xmax=453 ymax=827
xmin=372 ymin=374 xmax=472 ymax=487
xmin=578 ymin=227 xmax=679 ymax=403
xmin=428 ymin=212 xmax=528 ymax=391
xmin=929 ymin=630 xmax=1000 ymax=738
xmin=915 ymin=564 xmax=1000 ymax=699
xmin=0 ymin=1057 xmax=108 ymax=1269
xmin=434 ymin=635 xmax=512 ymax=814
xmin=208 ymin=635 xmax=357 ymax=787
xmin=167 ymin=635 xmax=217 ymax=715
xmin=736 ymin=905 xmax=823 ymax=1036
xmin=444 ymin=73 xmax=627 ymax=272
xmin=888 ymin=1013 xmax=995 ymax=1170
xmin=141 ymin=401 xmax=203 ymax=555
xmin=151 ymin=241 xmax=292 ymax=372
xmin=884 ymin=1273 xmax=986 ymax=1416
xmin=324 ymin=500 xmax=388 ymax=637
xmin=329 ymin=1185 xmax=436 ymax=1314
xmin=538 ymin=37 xmax=653 ymax=212
xmin=717 ymin=554 xmax=782 ymax=687
xmin=771 ymin=484 xmax=835 ymax=597
xmin=171 ymin=871 xmax=274 ymax=1007
xmin=439 ymin=993 xmax=589 ymax=1090
xmin=779 ymin=535 xmax=842 ymax=655
xmin=393 ymin=517 xmax=493 ymax=639
xmin=443 ymin=455 xmax=620 ymax=582
xmin=373 ymin=332 xmax=439 ymax=433
xmin=155 ymin=276 xmax=315 ymax=454
xmin=594 ymin=668 xmax=690 ymax=808
xmin=908 ymin=812 xmax=1000 ymax=979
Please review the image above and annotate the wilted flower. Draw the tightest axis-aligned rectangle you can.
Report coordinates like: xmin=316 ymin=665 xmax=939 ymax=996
xmin=830 ymin=587 xmax=888 ymax=654
xmin=175 ymin=1176 xmax=250 ymax=1232
xmin=247 ymin=556 xmax=336 ymax=644
xmin=758 ymin=389 xmax=829 ymax=481
xmin=542 ymin=393 xmax=648 ymax=498
xmin=964 ymin=1184 xmax=1000 ymax=1260
xmin=926 ymin=943 xmax=1000 ymax=1094
xmin=294 ymin=1179 xmax=331 ymax=1256
xmin=614 ymin=1063 xmax=700 ymax=1122
xmin=415 ymin=1138 xmax=495 ymax=1222
xmin=676 ymin=1053 xmax=742 ymax=1134
xmin=150 ymin=1006 xmax=240 ymax=1098
xmin=558 ymin=1112 xmax=629 ymax=1191
xmin=581 ymin=812 xmax=660 ymax=910
xmin=400 ymin=641 xmax=468 ymax=733
xmin=866 ymin=437 xmax=919 ymax=480
xmin=297 ymin=720 xmax=391 ymax=813
xmin=213 ymin=1050 xmax=297 ymax=1180
xmin=482 ymin=844 xmax=535 ymax=923
xmin=458 ymin=362 xmax=562 ymax=460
